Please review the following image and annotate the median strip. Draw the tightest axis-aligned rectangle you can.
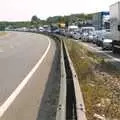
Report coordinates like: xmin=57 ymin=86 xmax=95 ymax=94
xmin=65 ymin=38 xmax=120 ymax=120
xmin=56 ymin=34 xmax=87 ymax=120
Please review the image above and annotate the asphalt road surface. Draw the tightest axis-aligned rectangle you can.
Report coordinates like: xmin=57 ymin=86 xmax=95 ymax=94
xmin=0 ymin=32 xmax=59 ymax=120
xmin=79 ymin=41 xmax=120 ymax=70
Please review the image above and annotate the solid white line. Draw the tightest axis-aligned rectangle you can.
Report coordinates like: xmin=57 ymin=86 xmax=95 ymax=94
xmin=103 ymin=51 xmax=120 ymax=62
xmin=0 ymin=37 xmax=51 ymax=118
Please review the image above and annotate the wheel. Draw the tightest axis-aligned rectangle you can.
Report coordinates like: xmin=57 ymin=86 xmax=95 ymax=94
xmin=102 ymin=46 xmax=105 ymax=50
xmin=112 ymin=47 xmax=117 ymax=54
xmin=102 ymin=44 xmax=105 ymax=50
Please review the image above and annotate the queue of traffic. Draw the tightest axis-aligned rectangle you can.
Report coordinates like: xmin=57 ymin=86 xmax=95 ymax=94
xmin=11 ymin=25 xmax=113 ymax=51
xmin=57 ymin=27 xmax=112 ymax=51
xmin=6 ymin=1 xmax=120 ymax=54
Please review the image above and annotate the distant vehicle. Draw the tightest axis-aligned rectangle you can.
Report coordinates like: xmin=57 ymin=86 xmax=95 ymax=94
xmin=64 ymin=30 xmax=71 ymax=37
xmin=80 ymin=27 xmax=95 ymax=41
xmin=80 ymin=27 xmax=95 ymax=34
xmin=110 ymin=1 xmax=120 ymax=53
xmin=14 ymin=27 xmax=29 ymax=32
xmin=81 ymin=32 xmax=89 ymax=42
xmin=29 ymin=28 xmax=37 ymax=32
xmin=101 ymin=32 xmax=113 ymax=50
xmin=92 ymin=31 xmax=98 ymax=43
xmin=95 ymin=30 xmax=106 ymax=46
xmin=92 ymin=30 xmax=107 ymax=46
xmin=68 ymin=25 xmax=79 ymax=31
xmin=65 ymin=30 xmax=74 ymax=37
xmin=38 ymin=27 xmax=45 ymax=32
xmin=45 ymin=29 xmax=51 ymax=33
xmin=72 ymin=31 xmax=81 ymax=40
xmin=87 ymin=32 xmax=95 ymax=42
xmin=52 ymin=29 xmax=60 ymax=34
xmin=66 ymin=25 xmax=79 ymax=37
xmin=59 ymin=29 xmax=65 ymax=35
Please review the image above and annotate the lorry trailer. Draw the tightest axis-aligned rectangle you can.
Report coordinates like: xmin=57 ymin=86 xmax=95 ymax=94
xmin=93 ymin=11 xmax=110 ymax=30
xmin=110 ymin=1 xmax=120 ymax=53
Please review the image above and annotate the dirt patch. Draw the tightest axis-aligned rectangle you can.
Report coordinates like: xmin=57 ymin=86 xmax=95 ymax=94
xmin=0 ymin=32 xmax=7 ymax=37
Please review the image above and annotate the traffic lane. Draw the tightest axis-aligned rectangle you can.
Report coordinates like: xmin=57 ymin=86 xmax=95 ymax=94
xmin=0 ymin=32 xmax=49 ymax=106
xmin=81 ymin=42 xmax=120 ymax=60
xmin=0 ymin=38 xmax=56 ymax=120
xmin=79 ymin=42 xmax=120 ymax=69
xmin=0 ymin=32 xmax=45 ymax=58
xmin=36 ymin=39 xmax=60 ymax=120
xmin=0 ymin=31 xmax=20 ymax=52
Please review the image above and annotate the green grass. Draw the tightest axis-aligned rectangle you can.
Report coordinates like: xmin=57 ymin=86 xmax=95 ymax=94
xmin=65 ymin=39 xmax=120 ymax=120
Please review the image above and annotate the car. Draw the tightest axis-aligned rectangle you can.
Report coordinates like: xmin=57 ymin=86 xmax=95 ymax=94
xmin=95 ymin=30 xmax=105 ymax=46
xmin=29 ymin=28 xmax=38 ymax=32
xmin=81 ymin=32 xmax=89 ymax=42
xmin=90 ymin=31 xmax=98 ymax=43
xmin=80 ymin=27 xmax=95 ymax=33
xmin=38 ymin=27 xmax=45 ymax=32
xmin=72 ymin=31 xmax=81 ymax=40
xmin=64 ymin=30 xmax=71 ymax=37
xmin=87 ymin=32 xmax=94 ymax=42
xmin=52 ymin=29 xmax=60 ymax=34
xmin=59 ymin=29 xmax=65 ymax=36
xmin=93 ymin=34 xmax=98 ymax=43
xmin=80 ymin=27 xmax=95 ymax=42
xmin=101 ymin=32 xmax=112 ymax=50
xmin=102 ymin=39 xmax=112 ymax=50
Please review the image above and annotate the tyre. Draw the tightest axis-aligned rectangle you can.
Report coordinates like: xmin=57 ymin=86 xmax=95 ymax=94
xmin=102 ymin=46 xmax=105 ymax=50
xmin=112 ymin=47 xmax=117 ymax=54
xmin=102 ymin=44 xmax=105 ymax=50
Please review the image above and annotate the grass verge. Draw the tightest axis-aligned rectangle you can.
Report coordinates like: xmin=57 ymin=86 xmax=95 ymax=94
xmin=65 ymin=39 xmax=120 ymax=120
xmin=0 ymin=32 xmax=7 ymax=37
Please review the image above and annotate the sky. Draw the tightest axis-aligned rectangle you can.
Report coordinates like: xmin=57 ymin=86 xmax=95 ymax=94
xmin=0 ymin=0 xmax=119 ymax=21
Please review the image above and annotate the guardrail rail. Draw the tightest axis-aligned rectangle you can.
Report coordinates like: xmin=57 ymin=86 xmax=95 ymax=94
xmin=56 ymin=38 xmax=87 ymax=120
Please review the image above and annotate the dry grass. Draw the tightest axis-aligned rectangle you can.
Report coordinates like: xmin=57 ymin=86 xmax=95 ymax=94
xmin=65 ymin=39 xmax=120 ymax=120
xmin=0 ymin=32 xmax=7 ymax=37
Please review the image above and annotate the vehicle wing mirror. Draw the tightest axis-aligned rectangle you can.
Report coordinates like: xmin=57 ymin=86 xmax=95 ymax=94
xmin=118 ymin=25 xmax=120 ymax=31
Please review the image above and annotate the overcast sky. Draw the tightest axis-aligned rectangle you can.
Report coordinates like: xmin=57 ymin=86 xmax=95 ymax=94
xmin=0 ymin=0 xmax=119 ymax=21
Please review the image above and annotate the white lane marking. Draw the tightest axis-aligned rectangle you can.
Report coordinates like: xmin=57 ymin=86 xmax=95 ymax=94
xmin=0 ymin=37 xmax=51 ymax=117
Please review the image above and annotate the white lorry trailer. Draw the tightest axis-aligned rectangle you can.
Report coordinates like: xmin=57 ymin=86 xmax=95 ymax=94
xmin=110 ymin=2 xmax=120 ymax=53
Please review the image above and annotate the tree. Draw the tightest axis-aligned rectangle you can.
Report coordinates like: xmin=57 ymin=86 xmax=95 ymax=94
xmin=31 ymin=15 xmax=39 ymax=28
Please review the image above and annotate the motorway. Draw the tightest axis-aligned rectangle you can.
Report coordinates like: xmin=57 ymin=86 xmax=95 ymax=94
xmin=0 ymin=32 xmax=59 ymax=120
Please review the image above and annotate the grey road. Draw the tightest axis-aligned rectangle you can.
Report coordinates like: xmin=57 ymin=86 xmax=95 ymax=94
xmin=0 ymin=32 xmax=59 ymax=120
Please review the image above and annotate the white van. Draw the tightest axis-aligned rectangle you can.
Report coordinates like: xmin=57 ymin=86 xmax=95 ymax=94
xmin=80 ymin=27 xmax=95 ymax=33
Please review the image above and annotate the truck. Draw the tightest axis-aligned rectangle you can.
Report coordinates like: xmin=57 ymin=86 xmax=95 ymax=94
xmin=110 ymin=2 xmax=120 ymax=53
xmin=92 ymin=11 xmax=110 ymax=30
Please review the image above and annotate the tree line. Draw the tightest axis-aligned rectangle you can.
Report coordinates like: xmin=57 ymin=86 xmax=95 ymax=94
xmin=0 ymin=13 xmax=93 ymax=30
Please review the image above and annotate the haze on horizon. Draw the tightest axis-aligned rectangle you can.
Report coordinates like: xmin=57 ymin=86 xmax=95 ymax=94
xmin=0 ymin=0 xmax=119 ymax=21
